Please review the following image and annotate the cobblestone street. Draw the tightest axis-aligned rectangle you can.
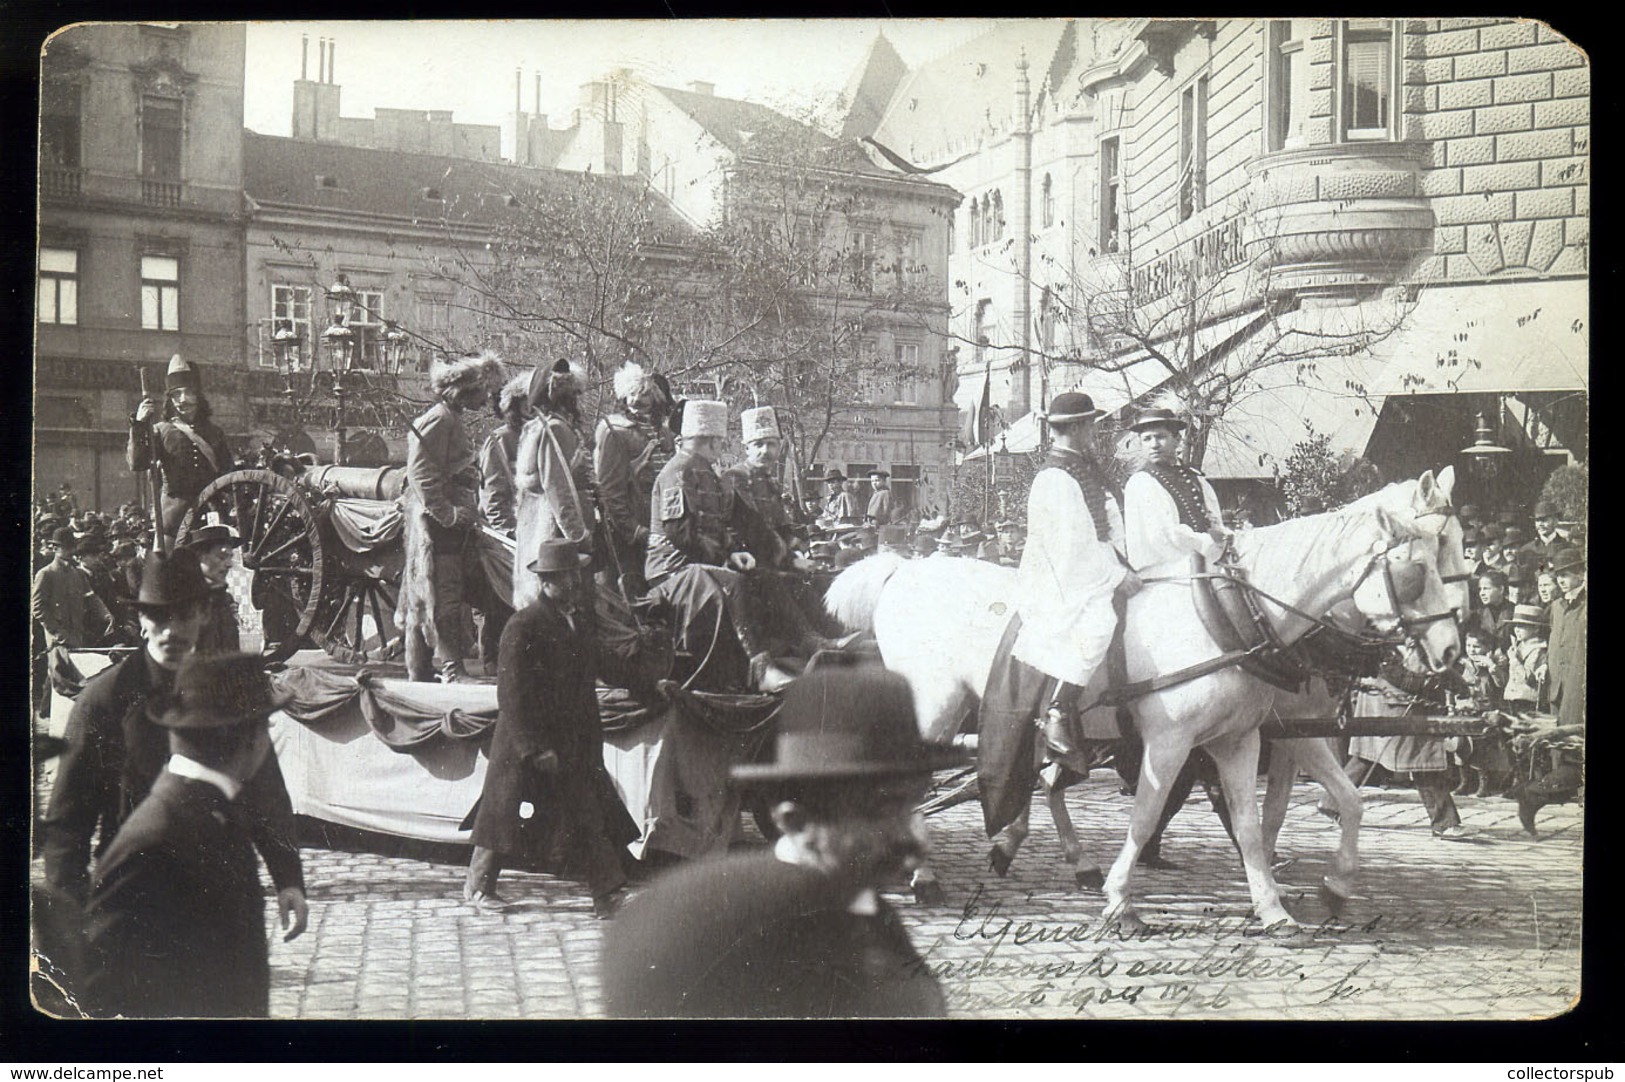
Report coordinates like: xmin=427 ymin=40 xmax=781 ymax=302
xmin=227 ymin=772 xmax=1582 ymax=1022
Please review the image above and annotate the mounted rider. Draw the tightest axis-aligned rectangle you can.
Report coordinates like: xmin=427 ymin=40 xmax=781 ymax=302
xmin=645 ymin=401 xmax=809 ymax=693
xmin=978 ymin=392 xmax=1130 ymax=839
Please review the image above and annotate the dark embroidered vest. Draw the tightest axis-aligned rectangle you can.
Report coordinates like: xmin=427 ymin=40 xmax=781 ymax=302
xmin=1144 ymin=463 xmax=1212 ymax=531
xmin=1044 ymin=448 xmax=1114 ymax=543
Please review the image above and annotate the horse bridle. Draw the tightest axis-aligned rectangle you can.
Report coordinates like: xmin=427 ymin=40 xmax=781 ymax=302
xmin=1350 ymin=531 xmax=1461 ymax=641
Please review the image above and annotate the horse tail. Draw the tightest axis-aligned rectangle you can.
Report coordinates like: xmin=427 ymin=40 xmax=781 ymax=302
xmin=823 ymin=552 xmax=905 ymax=632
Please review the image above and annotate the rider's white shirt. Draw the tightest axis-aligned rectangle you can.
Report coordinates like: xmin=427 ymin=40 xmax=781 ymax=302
xmin=1012 ymin=467 xmax=1126 ymax=686
xmin=1123 ymin=469 xmax=1226 ymax=578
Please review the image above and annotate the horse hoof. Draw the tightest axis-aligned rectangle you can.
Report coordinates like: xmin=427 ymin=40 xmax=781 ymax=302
xmin=913 ymin=879 xmax=947 ymax=906
xmin=1074 ymin=867 xmax=1105 ymax=893
xmin=1318 ymin=880 xmax=1350 ymax=918
xmin=1264 ymin=922 xmax=1316 ymax=949
xmin=988 ymin=846 xmax=1013 ymax=878
xmin=1140 ymin=852 xmax=1180 ymax=871
xmin=1105 ymin=908 xmax=1147 ymax=936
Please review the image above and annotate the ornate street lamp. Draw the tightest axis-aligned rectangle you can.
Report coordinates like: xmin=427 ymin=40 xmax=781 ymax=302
xmin=1459 ymin=408 xmax=1511 ymax=483
xmin=383 ymin=322 xmax=411 ymax=375
xmin=271 ymin=320 xmax=302 ymax=393
xmin=320 ymin=315 xmax=354 ymax=466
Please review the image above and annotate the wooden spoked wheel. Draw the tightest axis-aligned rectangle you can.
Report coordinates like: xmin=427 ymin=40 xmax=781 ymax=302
xmin=182 ymin=469 xmax=326 ymax=663
xmin=314 ymin=545 xmax=405 ymax=665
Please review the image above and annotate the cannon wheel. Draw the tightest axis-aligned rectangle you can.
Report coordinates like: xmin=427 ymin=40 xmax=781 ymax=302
xmin=314 ymin=545 xmax=405 ymax=666
xmin=182 ymin=469 xmax=326 ymax=664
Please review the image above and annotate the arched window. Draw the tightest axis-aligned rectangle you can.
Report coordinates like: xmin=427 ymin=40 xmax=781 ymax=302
xmin=1040 ymin=174 xmax=1054 ymax=229
xmin=992 ymin=190 xmax=1005 ymax=240
xmin=968 ymin=199 xmax=981 ymax=248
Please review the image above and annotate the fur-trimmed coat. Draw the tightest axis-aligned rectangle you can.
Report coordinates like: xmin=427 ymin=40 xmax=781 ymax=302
xmin=397 ymin=400 xmax=480 ymax=650
xmin=513 ymin=411 xmax=593 ymax=610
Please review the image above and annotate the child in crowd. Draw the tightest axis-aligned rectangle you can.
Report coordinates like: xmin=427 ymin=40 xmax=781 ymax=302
xmin=1502 ymin=604 xmax=1550 ymax=714
xmin=1451 ymin=626 xmax=1512 ymax=797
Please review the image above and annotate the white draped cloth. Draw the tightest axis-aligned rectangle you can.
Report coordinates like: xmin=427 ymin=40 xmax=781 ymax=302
xmin=1123 ymin=469 xmax=1226 ymax=578
xmin=1011 ymin=467 xmax=1127 ymax=686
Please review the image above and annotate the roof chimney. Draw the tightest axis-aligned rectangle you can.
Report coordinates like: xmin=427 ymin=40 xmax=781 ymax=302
xmin=327 ymin=39 xmax=336 ymax=84
xmin=301 ymin=34 xmax=309 ymax=80
xmin=687 ymin=80 xmax=715 ymax=96
xmin=317 ymin=36 xmax=326 ymax=83
xmin=535 ymin=71 xmax=542 ymax=114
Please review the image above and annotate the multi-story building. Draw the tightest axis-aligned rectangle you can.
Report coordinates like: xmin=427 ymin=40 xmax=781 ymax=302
xmin=36 ymin=23 xmax=250 ymax=510
xmin=532 ymin=71 xmax=964 ymax=514
xmin=850 ymin=19 xmax=1588 ymax=510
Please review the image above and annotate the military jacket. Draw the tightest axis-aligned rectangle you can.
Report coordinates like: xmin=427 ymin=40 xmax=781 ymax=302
xmin=722 ymin=463 xmax=793 ymax=535
xmin=407 ymin=400 xmax=480 ymax=530
xmin=126 ymin=417 xmax=233 ymax=535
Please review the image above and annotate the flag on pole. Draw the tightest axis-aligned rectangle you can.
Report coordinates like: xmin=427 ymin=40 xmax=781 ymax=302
xmin=967 ymin=359 xmax=994 ymax=448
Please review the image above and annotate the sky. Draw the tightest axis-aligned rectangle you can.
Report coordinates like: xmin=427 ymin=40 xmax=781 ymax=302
xmin=244 ymin=19 xmax=1003 ymax=158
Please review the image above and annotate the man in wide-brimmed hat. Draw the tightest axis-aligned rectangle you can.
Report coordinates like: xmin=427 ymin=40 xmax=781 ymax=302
xmin=128 ymin=354 xmax=235 ymax=545
xmin=864 ymin=468 xmax=905 ymax=526
xmin=399 ymin=351 xmax=504 ymax=683
xmin=603 ymin=666 xmax=960 ymax=1018
xmin=822 ymin=468 xmax=858 ymax=526
xmin=463 ymin=540 xmax=639 ymax=917
xmin=83 ymin=653 xmax=291 ymax=1018
xmin=41 ymin=554 xmax=307 ymax=995
xmin=1521 ymin=500 xmax=1564 ymax=567
xmin=182 ymin=515 xmax=246 ymax=655
xmin=977 ymin=392 xmax=1130 ymax=863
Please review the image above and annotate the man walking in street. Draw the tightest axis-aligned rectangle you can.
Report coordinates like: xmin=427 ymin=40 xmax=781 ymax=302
xmin=978 ymin=392 xmax=1129 ymax=860
xmin=463 ymin=540 xmax=639 ymax=917
xmin=603 ymin=666 xmax=960 ymax=1018
xmin=83 ymin=653 xmax=290 ymax=1018
xmin=39 ymin=552 xmax=307 ymax=993
xmin=32 ymin=526 xmax=113 ymax=653
xmin=399 ymin=352 xmax=502 ymax=683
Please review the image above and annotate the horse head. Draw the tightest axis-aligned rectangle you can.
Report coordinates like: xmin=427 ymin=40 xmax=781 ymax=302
xmin=1345 ymin=503 xmax=1461 ymax=672
xmin=1352 ymin=467 xmax=1471 ymax=617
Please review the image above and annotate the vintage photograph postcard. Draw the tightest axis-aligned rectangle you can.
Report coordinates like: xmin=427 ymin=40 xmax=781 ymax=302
xmin=30 ymin=17 xmax=1586 ymax=1023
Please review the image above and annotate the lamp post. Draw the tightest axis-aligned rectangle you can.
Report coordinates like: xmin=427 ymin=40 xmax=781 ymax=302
xmin=1459 ymin=407 xmax=1511 ymax=496
xmin=321 ymin=314 xmax=354 ymax=467
xmin=271 ymin=320 xmax=302 ymax=403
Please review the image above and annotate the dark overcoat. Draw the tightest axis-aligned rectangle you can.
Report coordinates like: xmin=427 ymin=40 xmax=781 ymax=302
xmin=40 ymin=651 xmax=303 ymax=907
xmin=469 ymin=598 xmax=638 ymax=882
xmin=84 ymin=771 xmax=268 ymax=1018
xmin=126 ymin=417 xmax=233 ymax=538
xmin=1547 ymin=586 xmax=1587 ymax=726
xmin=602 ymin=851 xmax=945 ymax=1019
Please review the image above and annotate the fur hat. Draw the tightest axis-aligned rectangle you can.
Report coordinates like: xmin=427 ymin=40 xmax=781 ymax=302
xmin=165 ymin=354 xmax=200 ymax=394
xmin=430 ymin=351 xmax=503 ymax=397
xmin=613 ymin=360 xmax=653 ymax=403
xmin=740 ymin=406 xmax=780 ymax=443
xmin=495 ymin=372 xmax=532 ymax=416
xmin=527 ymin=357 xmax=586 ymax=410
xmin=681 ymin=399 xmax=728 ymax=439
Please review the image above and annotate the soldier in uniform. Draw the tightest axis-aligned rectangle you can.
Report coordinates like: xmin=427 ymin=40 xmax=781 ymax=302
xmin=127 ymin=355 xmax=234 ymax=546
xmin=475 ymin=373 xmax=532 ymax=671
xmin=594 ymin=361 xmax=675 ymax=593
xmin=645 ymin=400 xmax=803 ymax=693
xmin=513 ymin=360 xmax=595 ymax=613
xmin=724 ymin=406 xmax=848 ymax=646
xmin=978 ymin=393 xmax=1130 ymax=853
xmin=398 ymin=352 xmax=502 ymax=683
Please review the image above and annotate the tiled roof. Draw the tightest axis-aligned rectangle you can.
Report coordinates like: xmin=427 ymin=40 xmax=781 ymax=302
xmin=242 ymin=130 xmax=693 ymax=237
xmin=651 ymin=85 xmax=887 ymax=175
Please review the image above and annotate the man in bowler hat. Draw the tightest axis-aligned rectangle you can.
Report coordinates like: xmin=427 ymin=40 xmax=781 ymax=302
xmin=40 ymin=552 xmax=307 ymax=961
xmin=603 ymin=666 xmax=960 ymax=1018
xmin=82 ymin=654 xmax=290 ymax=1018
xmin=463 ymin=539 xmax=639 ymax=917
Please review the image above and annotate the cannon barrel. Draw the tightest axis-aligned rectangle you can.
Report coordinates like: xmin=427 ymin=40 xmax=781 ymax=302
xmin=303 ymin=464 xmax=407 ymax=502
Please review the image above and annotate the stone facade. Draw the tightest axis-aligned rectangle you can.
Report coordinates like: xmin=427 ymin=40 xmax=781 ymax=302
xmin=36 ymin=23 xmax=250 ymax=511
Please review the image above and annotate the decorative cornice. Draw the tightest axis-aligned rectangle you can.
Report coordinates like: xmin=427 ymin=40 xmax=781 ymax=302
xmin=130 ymin=56 xmax=198 ymax=96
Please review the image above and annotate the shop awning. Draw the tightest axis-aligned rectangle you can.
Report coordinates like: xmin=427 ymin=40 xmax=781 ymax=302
xmin=1370 ymin=279 xmax=1589 ymax=396
xmin=1061 ymin=307 xmax=1272 ymax=414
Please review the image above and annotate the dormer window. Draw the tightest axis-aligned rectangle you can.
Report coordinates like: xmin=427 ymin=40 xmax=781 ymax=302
xmin=316 ymin=174 xmax=340 ymax=189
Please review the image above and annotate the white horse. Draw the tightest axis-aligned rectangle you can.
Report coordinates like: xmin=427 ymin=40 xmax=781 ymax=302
xmin=826 ymin=470 xmax=1463 ymax=929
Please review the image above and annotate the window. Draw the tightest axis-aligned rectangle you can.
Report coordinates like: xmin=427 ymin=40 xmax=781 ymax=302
xmin=991 ymin=190 xmax=1006 ymax=240
xmin=1039 ymin=291 xmax=1057 ymax=358
xmin=352 ymin=289 xmax=386 ymax=368
xmin=894 ymin=341 xmax=921 ymax=404
xmin=1266 ymin=20 xmax=1311 ymax=151
xmin=855 ymin=339 xmax=885 ymax=402
xmin=1341 ymin=20 xmax=1396 ymax=140
xmin=947 ymin=214 xmax=955 ymax=254
xmin=973 ymin=301 xmax=990 ymax=367
xmin=38 ymin=247 xmax=78 ymax=325
xmin=41 ymin=82 xmax=81 ymax=168
xmin=894 ymin=230 xmax=922 ymax=280
xmin=140 ymin=255 xmax=179 ymax=331
xmin=968 ymin=200 xmax=981 ymax=249
xmin=1099 ymin=137 xmax=1121 ymax=252
xmin=1040 ymin=174 xmax=1054 ymax=229
xmin=268 ymin=284 xmax=313 ymax=367
xmin=1178 ymin=75 xmax=1209 ymax=221
xmin=847 ymin=230 xmax=877 ymax=290
xmin=141 ymin=96 xmax=182 ymax=180
xmin=889 ymin=463 xmax=921 ymax=517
